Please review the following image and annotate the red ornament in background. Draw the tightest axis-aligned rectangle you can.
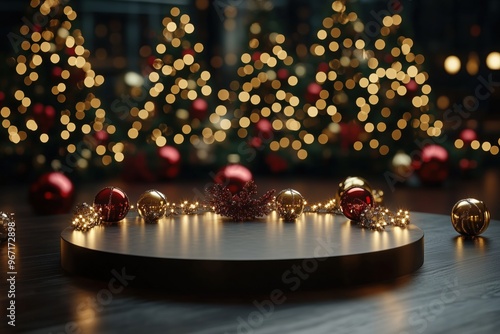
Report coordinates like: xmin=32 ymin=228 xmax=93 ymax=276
xmin=277 ymin=68 xmax=289 ymax=81
xmin=93 ymin=187 xmax=130 ymax=222
xmin=158 ymin=145 xmax=181 ymax=179
xmin=252 ymin=51 xmax=262 ymax=62
xmin=340 ymin=186 xmax=374 ymax=221
xmin=182 ymin=48 xmax=195 ymax=56
xmin=413 ymin=144 xmax=449 ymax=184
xmin=405 ymin=79 xmax=418 ymax=93
xmin=265 ymin=153 xmax=288 ymax=173
xmin=339 ymin=121 xmax=362 ymax=150
xmin=191 ymin=98 xmax=208 ymax=119
xmin=305 ymin=82 xmax=322 ymax=103
xmin=33 ymin=103 xmax=56 ymax=133
xmin=93 ymin=130 xmax=109 ymax=145
xmin=121 ymin=152 xmax=156 ymax=182
xmin=214 ymin=164 xmax=253 ymax=194
xmin=29 ymin=172 xmax=74 ymax=215
xmin=459 ymin=128 xmax=477 ymax=145
xmin=51 ymin=66 xmax=62 ymax=80
xmin=317 ymin=62 xmax=329 ymax=73
xmin=255 ymin=118 xmax=273 ymax=140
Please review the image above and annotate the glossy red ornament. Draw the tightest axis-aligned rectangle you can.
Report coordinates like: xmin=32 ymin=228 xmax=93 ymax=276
xmin=191 ymin=98 xmax=208 ymax=119
xmin=93 ymin=130 xmax=109 ymax=145
xmin=255 ymin=118 xmax=273 ymax=140
xmin=158 ymin=145 xmax=181 ymax=179
xmin=306 ymin=82 xmax=322 ymax=103
xmin=317 ymin=62 xmax=329 ymax=73
xmin=413 ymin=144 xmax=449 ymax=184
xmin=277 ymin=68 xmax=289 ymax=81
xmin=213 ymin=164 xmax=253 ymax=194
xmin=265 ymin=153 xmax=288 ymax=173
xmin=340 ymin=187 xmax=374 ymax=221
xmin=405 ymin=79 xmax=418 ymax=93
xmin=93 ymin=187 xmax=130 ymax=222
xmin=33 ymin=103 xmax=56 ymax=133
xmin=252 ymin=51 xmax=261 ymax=62
xmin=29 ymin=172 xmax=74 ymax=215
xmin=459 ymin=129 xmax=477 ymax=145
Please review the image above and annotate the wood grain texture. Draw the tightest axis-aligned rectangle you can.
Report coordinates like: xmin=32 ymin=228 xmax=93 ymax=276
xmin=1 ymin=177 xmax=500 ymax=334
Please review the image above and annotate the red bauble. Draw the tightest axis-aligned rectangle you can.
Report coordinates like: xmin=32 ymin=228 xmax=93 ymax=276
xmin=51 ymin=66 xmax=62 ymax=80
xmin=340 ymin=121 xmax=362 ymax=150
xmin=459 ymin=129 xmax=477 ymax=145
xmin=158 ymin=145 xmax=181 ymax=179
xmin=213 ymin=164 xmax=253 ymax=194
xmin=306 ymin=82 xmax=322 ymax=103
xmin=405 ymin=79 xmax=418 ymax=93
xmin=191 ymin=98 xmax=208 ymax=119
xmin=317 ymin=62 xmax=329 ymax=73
xmin=252 ymin=52 xmax=262 ymax=62
xmin=255 ymin=118 xmax=273 ymax=140
xmin=265 ymin=153 xmax=288 ymax=173
xmin=93 ymin=130 xmax=109 ymax=145
xmin=33 ymin=103 xmax=56 ymax=133
xmin=340 ymin=187 xmax=374 ymax=221
xmin=413 ymin=144 xmax=449 ymax=184
xmin=93 ymin=187 xmax=130 ymax=222
xmin=121 ymin=152 xmax=155 ymax=182
xmin=29 ymin=172 xmax=74 ymax=215
xmin=277 ymin=68 xmax=289 ymax=81
xmin=182 ymin=48 xmax=195 ymax=56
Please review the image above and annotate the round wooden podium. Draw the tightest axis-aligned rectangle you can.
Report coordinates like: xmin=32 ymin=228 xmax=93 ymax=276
xmin=61 ymin=211 xmax=424 ymax=292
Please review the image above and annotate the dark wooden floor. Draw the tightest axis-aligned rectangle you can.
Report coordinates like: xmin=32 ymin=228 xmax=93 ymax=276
xmin=0 ymin=169 xmax=499 ymax=333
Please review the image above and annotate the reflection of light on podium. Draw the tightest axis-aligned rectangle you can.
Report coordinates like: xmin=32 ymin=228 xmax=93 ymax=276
xmin=267 ymin=211 xmax=283 ymax=235
xmin=340 ymin=218 xmax=351 ymax=253
xmin=180 ymin=215 xmax=191 ymax=257
xmin=454 ymin=236 xmax=487 ymax=260
xmin=204 ymin=213 xmax=221 ymax=253
xmin=392 ymin=226 xmax=410 ymax=246
xmin=295 ymin=215 xmax=305 ymax=255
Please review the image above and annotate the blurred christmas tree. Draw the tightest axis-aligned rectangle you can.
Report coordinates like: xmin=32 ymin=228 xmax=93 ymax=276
xmin=119 ymin=6 xmax=217 ymax=181
xmin=303 ymin=0 xmax=439 ymax=174
xmin=0 ymin=0 xmax=106 ymax=181
xmin=216 ymin=1 xmax=310 ymax=173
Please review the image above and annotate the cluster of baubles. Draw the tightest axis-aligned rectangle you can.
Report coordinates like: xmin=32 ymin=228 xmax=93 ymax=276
xmin=274 ymin=176 xmax=409 ymax=231
xmin=72 ymin=187 xmax=204 ymax=231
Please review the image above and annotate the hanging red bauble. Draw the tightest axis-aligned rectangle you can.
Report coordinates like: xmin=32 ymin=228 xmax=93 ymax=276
xmin=339 ymin=121 xmax=362 ymax=150
xmin=317 ymin=62 xmax=329 ymax=73
xmin=191 ymin=98 xmax=208 ymax=119
xmin=459 ymin=128 xmax=477 ymax=145
xmin=255 ymin=118 xmax=273 ymax=140
xmin=277 ymin=68 xmax=289 ymax=81
xmin=51 ymin=66 xmax=62 ymax=80
xmin=93 ymin=130 xmax=109 ymax=145
xmin=405 ymin=79 xmax=418 ymax=93
xmin=158 ymin=145 xmax=181 ymax=179
xmin=182 ymin=48 xmax=195 ymax=56
xmin=29 ymin=172 xmax=74 ymax=215
xmin=214 ymin=164 xmax=253 ymax=194
xmin=305 ymin=82 xmax=322 ymax=103
xmin=33 ymin=103 xmax=56 ymax=133
xmin=413 ymin=144 xmax=449 ymax=184
xmin=340 ymin=186 xmax=374 ymax=221
xmin=252 ymin=51 xmax=262 ymax=62
xmin=93 ymin=187 xmax=130 ymax=222
xmin=265 ymin=153 xmax=288 ymax=173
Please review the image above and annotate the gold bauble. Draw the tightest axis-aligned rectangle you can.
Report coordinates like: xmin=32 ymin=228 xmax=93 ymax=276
xmin=275 ymin=189 xmax=305 ymax=221
xmin=335 ymin=176 xmax=372 ymax=205
xmin=137 ymin=189 xmax=167 ymax=223
xmin=451 ymin=198 xmax=490 ymax=236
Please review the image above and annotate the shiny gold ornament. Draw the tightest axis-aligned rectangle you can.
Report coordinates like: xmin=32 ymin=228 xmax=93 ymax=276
xmin=137 ymin=189 xmax=167 ymax=223
xmin=335 ymin=176 xmax=372 ymax=206
xmin=451 ymin=198 xmax=490 ymax=236
xmin=275 ymin=189 xmax=305 ymax=221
